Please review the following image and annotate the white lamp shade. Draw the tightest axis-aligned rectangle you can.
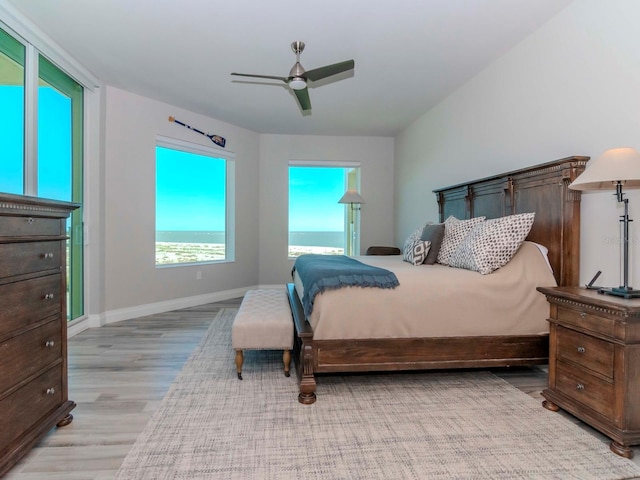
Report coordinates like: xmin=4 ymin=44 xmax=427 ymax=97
xmin=338 ymin=189 xmax=365 ymax=204
xmin=569 ymin=147 xmax=640 ymax=191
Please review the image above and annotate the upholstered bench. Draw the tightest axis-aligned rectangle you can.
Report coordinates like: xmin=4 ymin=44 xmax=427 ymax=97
xmin=231 ymin=288 xmax=294 ymax=380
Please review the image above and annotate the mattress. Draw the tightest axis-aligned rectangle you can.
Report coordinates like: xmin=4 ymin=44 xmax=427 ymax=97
xmin=293 ymin=241 xmax=557 ymax=340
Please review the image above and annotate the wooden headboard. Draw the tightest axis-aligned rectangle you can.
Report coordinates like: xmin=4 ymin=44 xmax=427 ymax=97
xmin=433 ymin=156 xmax=589 ymax=287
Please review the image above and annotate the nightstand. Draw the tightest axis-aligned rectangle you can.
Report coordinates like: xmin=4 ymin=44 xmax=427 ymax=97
xmin=537 ymin=286 xmax=640 ymax=458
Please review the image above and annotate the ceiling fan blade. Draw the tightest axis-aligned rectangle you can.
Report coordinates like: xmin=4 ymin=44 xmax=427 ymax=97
xmin=294 ymin=87 xmax=311 ymax=111
xmin=305 ymin=60 xmax=354 ymax=82
xmin=231 ymin=72 xmax=288 ymax=82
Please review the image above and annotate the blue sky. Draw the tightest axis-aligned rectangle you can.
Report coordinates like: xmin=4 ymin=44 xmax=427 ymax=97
xmin=289 ymin=166 xmax=346 ymax=232
xmin=0 ymin=86 xmax=72 ymax=199
xmin=156 ymin=146 xmax=226 ymax=231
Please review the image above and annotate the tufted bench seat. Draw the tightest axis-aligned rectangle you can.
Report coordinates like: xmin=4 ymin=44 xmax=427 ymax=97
xmin=231 ymin=288 xmax=294 ymax=380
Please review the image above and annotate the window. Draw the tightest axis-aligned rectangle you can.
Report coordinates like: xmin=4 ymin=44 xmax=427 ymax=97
xmin=0 ymin=26 xmax=84 ymax=321
xmin=0 ymin=28 xmax=24 ymax=194
xmin=288 ymin=163 xmax=361 ymax=258
xmin=155 ymin=137 xmax=234 ymax=266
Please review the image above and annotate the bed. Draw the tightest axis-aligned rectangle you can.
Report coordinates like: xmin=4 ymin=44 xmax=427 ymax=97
xmin=287 ymin=156 xmax=589 ymax=404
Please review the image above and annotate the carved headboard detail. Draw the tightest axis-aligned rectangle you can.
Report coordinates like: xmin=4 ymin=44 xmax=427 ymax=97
xmin=433 ymin=156 xmax=589 ymax=287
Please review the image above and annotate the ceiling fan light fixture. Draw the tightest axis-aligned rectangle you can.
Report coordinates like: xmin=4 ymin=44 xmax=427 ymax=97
xmin=289 ymin=77 xmax=307 ymax=90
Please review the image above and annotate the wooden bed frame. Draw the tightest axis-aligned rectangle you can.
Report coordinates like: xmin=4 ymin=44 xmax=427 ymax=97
xmin=287 ymin=156 xmax=589 ymax=404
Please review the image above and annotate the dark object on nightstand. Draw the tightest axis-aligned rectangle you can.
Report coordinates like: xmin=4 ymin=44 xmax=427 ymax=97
xmin=537 ymin=286 xmax=640 ymax=459
xmin=365 ymin=246 xmax=401 ymax=255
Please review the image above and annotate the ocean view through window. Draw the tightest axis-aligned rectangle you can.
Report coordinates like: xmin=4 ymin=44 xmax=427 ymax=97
xmin=156 ymin=137 xmax=233 ymax=266
xmin=288 ymin=163 xmax=360 ymax=257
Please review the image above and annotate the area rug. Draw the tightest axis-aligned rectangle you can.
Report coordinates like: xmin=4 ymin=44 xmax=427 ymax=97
xmin=115 ymin=308 xmax=640 ymax=480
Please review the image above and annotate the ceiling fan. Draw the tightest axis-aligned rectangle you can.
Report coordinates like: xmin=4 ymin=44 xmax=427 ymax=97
xmin=231 ymin=41 xmax=355 ymax=112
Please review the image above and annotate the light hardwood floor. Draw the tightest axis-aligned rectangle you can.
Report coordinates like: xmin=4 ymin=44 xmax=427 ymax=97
xmin=4 ymin=297 xmax=639 ymax=479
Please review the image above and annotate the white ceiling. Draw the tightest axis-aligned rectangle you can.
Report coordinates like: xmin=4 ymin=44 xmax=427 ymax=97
xmin=4 ymin=0 xmax=573 ymax=137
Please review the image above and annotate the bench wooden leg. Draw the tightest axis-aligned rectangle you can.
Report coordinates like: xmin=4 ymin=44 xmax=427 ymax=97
xmin=283 ymin=350 xmax=291 ymax=377
xmin=235 ymin=350 xmax=244 ymax=380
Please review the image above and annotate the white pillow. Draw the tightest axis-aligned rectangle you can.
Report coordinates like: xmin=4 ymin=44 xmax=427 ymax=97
xmin=436 ymin=216 xmax=486 ymax=265
xmin=448 ymin=212 xmax=535 ymax=274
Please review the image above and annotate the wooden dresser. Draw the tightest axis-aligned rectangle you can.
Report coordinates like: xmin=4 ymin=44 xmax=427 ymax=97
xmin=537 ymin=286 xmax=640 ymax=458
xmin=0 ymin=193 xmax=79 ymax=477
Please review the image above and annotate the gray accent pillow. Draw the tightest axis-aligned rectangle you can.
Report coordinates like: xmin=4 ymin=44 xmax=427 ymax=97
xmin=403 ymin=239 xmax=431 ymax=266
xmin=420 ymin=223 xmax=445 ymax=265
xmin=402 ymin=222 xmax=429 ymax=262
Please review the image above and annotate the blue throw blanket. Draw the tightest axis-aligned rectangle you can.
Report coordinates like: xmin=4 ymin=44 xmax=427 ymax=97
xmin=292 ymin=254 xmax=399 ymax=318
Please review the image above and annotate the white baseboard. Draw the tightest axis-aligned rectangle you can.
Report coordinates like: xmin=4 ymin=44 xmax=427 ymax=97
xmin=66 ymin=285 xmax=276 ymax=338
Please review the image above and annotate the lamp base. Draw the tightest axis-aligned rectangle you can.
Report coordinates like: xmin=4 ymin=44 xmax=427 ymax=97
xmin=598 ymin=286 xmax=640 ymax=299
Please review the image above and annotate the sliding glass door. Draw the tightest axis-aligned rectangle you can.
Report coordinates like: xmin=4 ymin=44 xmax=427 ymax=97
xmin=0 ymin=26 xmax=84 ymax=320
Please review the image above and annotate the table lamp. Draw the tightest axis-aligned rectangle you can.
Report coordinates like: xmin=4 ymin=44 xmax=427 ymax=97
xmin=569 ymin=147 xmax=640 ymax=298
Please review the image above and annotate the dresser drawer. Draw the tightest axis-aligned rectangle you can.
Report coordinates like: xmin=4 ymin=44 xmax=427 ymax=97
xmin=0 ymin=274 xmax=61 ymax=337
xmin=556 ymin=326 xmax=614 ymax=378
xmin=0 ymin=319 xmax=62 ymax=391
xmin=0 ymin=365 xmax=62 ymax=448
xmin=0 ymin=241 xmax=62 ymax=278
xmin=0 ymin=216 xmax=62 ymax=237
xmin=556 ymin=363 xmax=614 ymax=419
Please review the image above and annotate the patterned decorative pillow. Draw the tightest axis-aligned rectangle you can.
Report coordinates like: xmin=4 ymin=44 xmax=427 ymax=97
xmin=403 ymin=239 xmax=431 ymax=266
xmin=420 ymin=223 xmax=445 ymax=265
xmin=436 ymin=216 xmax=486 ymax=265
xmin=448 ymin=212 xmax=536 ymax=274
xmin=402 ymin=222 xmax=429 ymax=262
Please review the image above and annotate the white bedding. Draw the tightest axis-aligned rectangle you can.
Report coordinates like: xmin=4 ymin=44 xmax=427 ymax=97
xmin=293 ymin=241 xmax=557 ymax=340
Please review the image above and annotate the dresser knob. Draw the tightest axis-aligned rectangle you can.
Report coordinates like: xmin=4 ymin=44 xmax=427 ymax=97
xmin=41 ymin=252 xmax=54 ymax=259
xmin=43 ymin=293 xmax=55 ymax=300
xmin=579 ymin=312 xmax=587 ymax=319
xmin=45 ymin=340 xmax=55 ymax=348
xmin=27 ymin=217 xmax=34 ymax=224
xmin=576 ymin=384 xmax=585 ymax=391
xmin=577 ymin=346 xmax=586 ymax=353
xmin=46 ymin=387 xmax=56 ymax=395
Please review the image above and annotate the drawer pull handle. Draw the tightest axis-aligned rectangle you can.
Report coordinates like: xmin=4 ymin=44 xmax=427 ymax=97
xmin=576 ymin=384 xmax=585 ymax=391
xmin=577 ymin=346 xmax=586 ymax=353
xmin=580 ymin=312 xmax=587 ymax=319
xmin=41 ymin=252 xmax=54 ymax=259
xmin=46 ymin=387 xmax=56 ymax=395
xmin=43 ymin=293 xmax=55 ymax=300
xmin=45 ymin=340 xmax=55 ymax=348
xmin=27 ymin=217 xmax=34 ymax=224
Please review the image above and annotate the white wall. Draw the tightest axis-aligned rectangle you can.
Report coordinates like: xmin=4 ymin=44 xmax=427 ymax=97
xmin=103 ymin=86 xmax=260 ymax=312
xmin=258 ymin=134 xmax=395 ymax=285
xmin=395 ymin=0 xmax=640 ymax=289
xmin=102 ymin=87 xmax=394 ymax=314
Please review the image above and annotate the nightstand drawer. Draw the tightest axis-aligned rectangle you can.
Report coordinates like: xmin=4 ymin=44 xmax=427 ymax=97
xmin=556 ymin=326 xmax=614 ymax=378
xmin=556 ymin=305 xmax=615 ymax=338
xmin=556 ymin=363 xmax=614 ymax=419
